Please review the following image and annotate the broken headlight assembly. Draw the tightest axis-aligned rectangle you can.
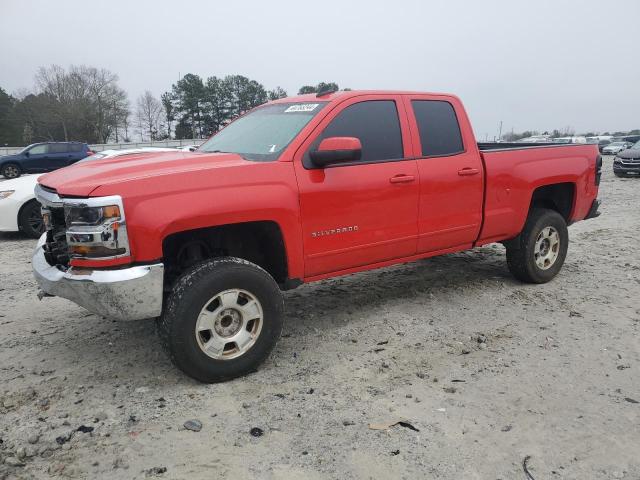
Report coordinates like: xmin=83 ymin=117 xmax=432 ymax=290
xmin=63 ymin=196 xmax=130 ymax=259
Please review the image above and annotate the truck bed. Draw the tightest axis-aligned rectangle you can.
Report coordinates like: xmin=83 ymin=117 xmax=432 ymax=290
xmin=476 ymin=143 xmax=599 ymax=246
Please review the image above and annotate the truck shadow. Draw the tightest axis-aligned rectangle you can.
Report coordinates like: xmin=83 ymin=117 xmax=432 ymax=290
xmin=41 ymin=246 xmax=515 ymax=385
xmin=285 ymin=246 xmax=513 ymax=324
xmin=0 ymin=232 xmax=33 ymax=242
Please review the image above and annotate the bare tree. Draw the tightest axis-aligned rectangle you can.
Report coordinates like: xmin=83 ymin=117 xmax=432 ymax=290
xmin=161 ymin=92 xmax=174 ymax=139
xmin=136 ymin=91 xmax=163 ymax=141
xmin=121 ymin=107 xmax=131 ymax=142
xmin=79 ymin=66 xmax=128 ymax=143
xmin=34 ymin=64 xmax=129 ymax=143
xmin=35 ymin=65 xmax=72 ymax=140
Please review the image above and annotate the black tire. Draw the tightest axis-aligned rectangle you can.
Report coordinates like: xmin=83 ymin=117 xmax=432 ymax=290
xmin=506 ymin=208 xmax=568 ymax=284
xmin=1 ymin=163 xmax=21 ymax=179
xmin=158 ymin=257 xmax=284 ymax=383
xmin=18 ymin=200 xmax=45 ymax=239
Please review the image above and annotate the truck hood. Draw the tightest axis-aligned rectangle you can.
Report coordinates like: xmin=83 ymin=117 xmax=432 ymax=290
xmin=38 ymin=151 xmax=251 ymax=197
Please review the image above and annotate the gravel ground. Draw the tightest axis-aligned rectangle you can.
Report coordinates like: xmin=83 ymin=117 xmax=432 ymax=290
xmin=1 ymin=156 xmax=638 ymax=479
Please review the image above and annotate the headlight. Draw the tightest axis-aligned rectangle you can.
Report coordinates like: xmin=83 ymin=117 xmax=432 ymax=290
xmin=64 ymin=204 xmax=121 ymax=226
xmin=62 ymin=196 xmax=130 ymax=260
xmin=0 ymin=190 xmax=15 ymax=199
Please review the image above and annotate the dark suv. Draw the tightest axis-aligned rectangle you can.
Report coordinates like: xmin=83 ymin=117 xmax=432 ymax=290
xmin=613 ymin=139 xmax=640 ymax=177
xmin=0 ymin=142 xmax=93 ymax=179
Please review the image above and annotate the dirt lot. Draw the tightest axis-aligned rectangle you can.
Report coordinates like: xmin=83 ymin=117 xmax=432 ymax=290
xmin=0 ymin=157 xmax=638 ymax=479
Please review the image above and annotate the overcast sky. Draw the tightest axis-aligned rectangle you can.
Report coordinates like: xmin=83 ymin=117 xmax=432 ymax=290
xmin=1 ymin=0 xmax=638 ymax=138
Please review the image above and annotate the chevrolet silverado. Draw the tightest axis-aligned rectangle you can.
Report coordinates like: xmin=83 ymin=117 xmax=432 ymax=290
xmin=32 ymin=90 xmax=602 ymax=382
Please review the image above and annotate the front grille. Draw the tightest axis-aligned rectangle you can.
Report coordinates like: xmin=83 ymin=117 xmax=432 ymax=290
xmin=43 ymin=206 xmax=70 ymax=269
xmin=34 ymin=184 xmax=71 ymax=269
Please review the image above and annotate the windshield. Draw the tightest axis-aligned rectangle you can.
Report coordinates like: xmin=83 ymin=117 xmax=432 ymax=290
xmin=632 ymin=140 xmax=640 ymax=149
xmin=610 ymin=142 xmax=626 ymax=146
xmin=199 ymin=102 xmax=328 ymax=161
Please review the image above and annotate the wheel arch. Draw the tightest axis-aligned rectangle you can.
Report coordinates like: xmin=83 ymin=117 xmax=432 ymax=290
xmin=502 ymin=182 xmax=575 ymax=249
xmin=161 ymin=220 xmax=296 ymax=290
xmin=529 ymin=182 xmax=576 ymax=222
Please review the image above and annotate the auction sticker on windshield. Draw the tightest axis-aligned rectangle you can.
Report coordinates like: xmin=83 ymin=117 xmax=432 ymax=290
xmin=284 ymin=104 xmax=319 ymax=113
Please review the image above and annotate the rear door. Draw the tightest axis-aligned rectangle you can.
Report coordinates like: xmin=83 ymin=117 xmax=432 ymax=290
xmin=293 ymin=95 xmax=419 ymax=277
xmin=47 ymin=143 xmax=75 ymax=168
xmin=66 ymin=143 xmax=86 ymax=164
xmin=403 ymin=95 xmax=484 ymax=253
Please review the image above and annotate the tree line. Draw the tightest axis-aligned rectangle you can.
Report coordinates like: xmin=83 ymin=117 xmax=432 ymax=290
xmin=0 ymin=64 xmax=342 ymax=146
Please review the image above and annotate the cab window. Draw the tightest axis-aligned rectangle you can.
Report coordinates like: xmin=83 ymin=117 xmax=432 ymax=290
xmin=314 ymin=100 xmax=403 ymax=164
xmin=411 ymin=100 xmax=464 ymax=157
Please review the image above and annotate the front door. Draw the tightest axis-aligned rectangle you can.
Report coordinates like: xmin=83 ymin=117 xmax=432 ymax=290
xmin=22 ymin=144 xmax=50 ymax=172
xmin=293 ymin=96 xmax=419 ymax=278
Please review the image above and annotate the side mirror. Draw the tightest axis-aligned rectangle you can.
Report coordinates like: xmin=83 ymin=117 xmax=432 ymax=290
xmin=24 ymin=151 xmax=30 ymax=157
xmin=310 ymin=137 xmax=362 ymax=167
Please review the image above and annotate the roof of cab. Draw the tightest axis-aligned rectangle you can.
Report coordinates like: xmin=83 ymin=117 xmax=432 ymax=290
xmin=269 ymin=90 xmax=457 ymax=104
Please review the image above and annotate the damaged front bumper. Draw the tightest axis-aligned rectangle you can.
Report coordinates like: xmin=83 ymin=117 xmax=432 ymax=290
xmin=32 ymin=235 xmax=164 ymax=321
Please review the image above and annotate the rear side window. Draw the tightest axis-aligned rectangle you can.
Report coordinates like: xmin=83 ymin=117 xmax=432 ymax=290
xmin=411 ymin=100 xmax=464 ymax=157
xmin=318 ymin=100 xmax=403 ymax=163
xmin=49 ymin=144 xmax=69 ymax=154
xmin=70 ymin=144 xmax=83 ymax=152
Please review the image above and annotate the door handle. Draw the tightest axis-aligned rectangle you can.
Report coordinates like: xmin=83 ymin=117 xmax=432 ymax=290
xmin=458 ymin=168 xmax=480 ymax=176
xmin=389 ymin=174 xmax=415 ymax=184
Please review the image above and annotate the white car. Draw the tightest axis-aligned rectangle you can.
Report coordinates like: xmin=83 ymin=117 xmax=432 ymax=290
xmin=0 ymin=174 xmax=45 ymax=238
xmin=0 ymin=148 xmax=177 ymax=238
xmin=602 ymin=142 xmax=632 ymax=155
xmin=178 ymin=144 xmax=201 ymax=152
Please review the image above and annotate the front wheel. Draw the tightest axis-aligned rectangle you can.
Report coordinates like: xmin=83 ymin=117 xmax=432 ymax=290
xmin=18 ymin=200 xmax=45 ymax=238
xmin=506 ymin=208 xmax=568 ymax=284
xmin=157 ymin=257 xmax=284 ymax=383
xmin=1 ymin=163 xmax=21 ymax=179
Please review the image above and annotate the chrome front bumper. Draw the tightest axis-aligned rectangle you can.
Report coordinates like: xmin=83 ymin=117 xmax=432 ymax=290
xmin=32 ymin=235 xmax=164 ymax=321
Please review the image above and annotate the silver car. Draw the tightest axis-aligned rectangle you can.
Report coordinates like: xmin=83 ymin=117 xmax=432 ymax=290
xmin=602 ymin=142 xmax=632 ymax=155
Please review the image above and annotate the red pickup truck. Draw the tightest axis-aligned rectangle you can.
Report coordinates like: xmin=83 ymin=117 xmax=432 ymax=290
xmin=33 ymin=90 xmax=602 ymax=382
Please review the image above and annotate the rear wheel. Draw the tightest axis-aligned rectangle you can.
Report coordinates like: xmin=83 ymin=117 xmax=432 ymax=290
xmin=158 ymin=257 xmax=284 ymax=383
xmin=18 ymin=200 xmax=45 ymax=239
xmin=506 ymin=208 xmax=568 ymax=284
xmin=1 ymin=163 xmax=21 ymax=179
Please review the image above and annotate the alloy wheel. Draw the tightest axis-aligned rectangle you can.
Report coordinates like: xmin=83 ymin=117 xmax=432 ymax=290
xmin=195 ymin=289 xmax=263 ymax=360
xmin=534 ymin=226 xmax=560 ymax=270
